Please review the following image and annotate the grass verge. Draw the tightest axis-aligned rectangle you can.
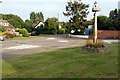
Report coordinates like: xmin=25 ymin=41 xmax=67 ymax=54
xmin=6 ymin=36 xmax=39 ymax=40
xmin=2 ymin=43 xmax=119 ymax=78
xmin=6 ymin=34 xmax=54 ymax=40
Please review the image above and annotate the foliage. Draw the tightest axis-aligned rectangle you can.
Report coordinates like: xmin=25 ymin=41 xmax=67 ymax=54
xmin=19 ymin=28 xmax=29 ymax=37
xmin=16 ymin=28 xmax=22 ymax=32
xmin=1 ymin=14 xmax=25 ymax=28
xmin=30 ymin=12 xmax=44 ymax=23
xmin=45 ymin=17 xmax=59 ymax=34
xmin=1 ymin=14 xmax=33 ymax=32
xmin=0 ymin=26 xmax=6 ymax=32
xmin=85 ymin=40 xmax=105 ymax=48
xmin=96 ymin=9 xmax=120 ymax=30
xmin=58 ymin=29 xmax=65 ymax=34
xmin=97 ymin=16 xmax=112 ymax=30
xmin=24 ymin=19 xmax=33 ymax=32
xmin=3 ymin=32 xmax=14 ymax=38
xmin=109 ymin=9 xmax=120 ymax=30
xmin=63 ymin=0 xmax=89 ymax=34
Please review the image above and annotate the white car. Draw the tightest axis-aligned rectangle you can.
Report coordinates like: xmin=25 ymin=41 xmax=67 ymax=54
xmin=0 ymin=36 xmax=5 ymax=41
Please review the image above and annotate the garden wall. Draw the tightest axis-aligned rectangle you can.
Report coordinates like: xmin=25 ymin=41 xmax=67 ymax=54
xmin=89 ymin=30 xmax=120 ymax=39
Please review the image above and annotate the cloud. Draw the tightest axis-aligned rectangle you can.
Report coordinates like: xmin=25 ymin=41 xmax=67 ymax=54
xmin=3 ymin=0 xmax=119 ymax=4
xmin=4 ymin=0 xmax=69 ymax=3
xmin=83 ymin=0 xmax=119 ymax=3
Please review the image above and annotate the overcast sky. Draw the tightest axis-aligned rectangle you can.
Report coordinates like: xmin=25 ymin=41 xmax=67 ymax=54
xmin=0 ymin=0 xmax=119 ymax=21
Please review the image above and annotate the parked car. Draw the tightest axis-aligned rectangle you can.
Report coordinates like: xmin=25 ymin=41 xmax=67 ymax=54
xmin=0 ymin=36 xmax=5 ymax=41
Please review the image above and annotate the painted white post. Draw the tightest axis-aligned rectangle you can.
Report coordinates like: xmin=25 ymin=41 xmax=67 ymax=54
xmin=94 ymin=12 xmax=98 ymax=43
xmin=92 ymin=2 xmax=101 ymax=43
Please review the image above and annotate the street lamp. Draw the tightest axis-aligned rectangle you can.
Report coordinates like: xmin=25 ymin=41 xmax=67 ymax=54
xmin=92 ymin=1 xmax=101 ymax=43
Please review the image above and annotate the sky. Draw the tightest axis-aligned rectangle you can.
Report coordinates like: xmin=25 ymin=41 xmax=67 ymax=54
xmin=0 ymin=0 xmax=119 ymax=22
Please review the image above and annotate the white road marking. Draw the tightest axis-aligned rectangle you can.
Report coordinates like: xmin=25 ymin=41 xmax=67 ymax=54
xmin=47 ymin=38 xmax=55 ymax=40
xmin=4 ymin=45 xmax=41 ymax=50
xmin=58 ymin=40 xmax=69 ymax=43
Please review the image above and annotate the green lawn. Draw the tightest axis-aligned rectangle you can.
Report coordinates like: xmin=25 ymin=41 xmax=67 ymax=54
xmin=6 ymin=36 xmax=39 ymax=40
xmin=6 ymin=34 xmax=54 ymax=40
xmin=2 ymin=43 xmax=119 ymax=78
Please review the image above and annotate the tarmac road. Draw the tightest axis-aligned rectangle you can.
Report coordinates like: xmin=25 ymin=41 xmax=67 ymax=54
xmin=1 ymin=37 xmax=85 ymax=59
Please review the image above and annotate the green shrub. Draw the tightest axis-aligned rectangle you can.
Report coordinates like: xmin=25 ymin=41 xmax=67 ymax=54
xmin=39 ymin=28 xmax=56 ymax=34
xmin=19 ymin=28 xmax=29 ymax=37
xmin=15 ymin=28 xmax=22 ymax=32
xmin=58 ymin=29 xmax=65 ymax=34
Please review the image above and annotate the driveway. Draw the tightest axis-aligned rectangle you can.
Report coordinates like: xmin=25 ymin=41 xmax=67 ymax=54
xmin=1 ymin=37 xmax=85 ymax=59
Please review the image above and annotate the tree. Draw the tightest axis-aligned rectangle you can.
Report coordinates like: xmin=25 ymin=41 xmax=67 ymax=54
xmin=30 ymin=12 xmax=36 ymax=23
xmin=63 ymin=0 xmax=89 ymax=34
xmin=97 ymin=16 xmax=112 ymax=30
xmin=24 ymin=19 xmax=33 ymax=32
xmin=45 ymin=17 xmax=59 ymax=34
xmin=2 ymin=14 xmax=24 ymax=28
xmin=109 ymin=9 xmax=120 ymax=30
xmin=30 ymin=12 xmax=44 ymax=23
xmin=36 ymin=12 xmax=44 ymax=22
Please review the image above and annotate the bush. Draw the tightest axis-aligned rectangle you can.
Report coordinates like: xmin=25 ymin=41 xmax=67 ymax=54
xmin=19 ymin=28 xmax=29 ymax=37
xmin=4 ymin=32 xmax=14 ymax=38
xmin=16 ymin=28 xmax=22 ymax=32
xmin=58 ymin=29 xmax=65 ymax=34
xmin=0 ymin=26 xmax=6 ymax=32
xmin=85 ymin=40 xmax=105 ymax=48
xmin=39 ymin=28 xmax=56 ymax=34
xmin=82 ymin=40 xmax=106 ymax=53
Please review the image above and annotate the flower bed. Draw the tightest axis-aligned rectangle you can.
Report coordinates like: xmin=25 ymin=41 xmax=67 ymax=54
xmin=82 ymin=46 xmax=107 ymax=53
xmin=82 ymin=40 xmax=107 ymax=53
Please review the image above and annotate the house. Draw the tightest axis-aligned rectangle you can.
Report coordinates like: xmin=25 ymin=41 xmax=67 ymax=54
xmin=32 ymin=22 xmax=45 ymax=28
xmin=0 ymin=19 xmax=15 ymax=32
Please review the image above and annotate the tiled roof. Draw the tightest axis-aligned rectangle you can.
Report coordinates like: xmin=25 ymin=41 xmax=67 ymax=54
xmin=0 ymin=20 xmax=8 ymax=23
xmin=32 ymin=22 xmax=45 ymax=27
xmin=32 ymin=23 xmax=38 ymax=27
xmin=0 ymin=19 xmax=15 ymax=29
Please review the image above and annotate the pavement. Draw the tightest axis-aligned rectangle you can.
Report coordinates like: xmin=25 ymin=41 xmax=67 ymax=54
xmin=1 ymin=36 xmax=85 ymax=59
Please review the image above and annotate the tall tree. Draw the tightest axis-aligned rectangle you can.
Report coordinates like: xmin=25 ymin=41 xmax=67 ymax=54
xmin=109 ymin=9 xmax=120 ymax=30
xmin=30 ymin=12 xmax=44 ymax=23
xmin=30 ymin=12 xmax=36 ymax=23
xmin=97 ymin=16 xmax=112 ymax=30
xmin=63 ymin=0 xmax=89 ymax=34
xmin=36 ymin=12 xmax=44 ymax=22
